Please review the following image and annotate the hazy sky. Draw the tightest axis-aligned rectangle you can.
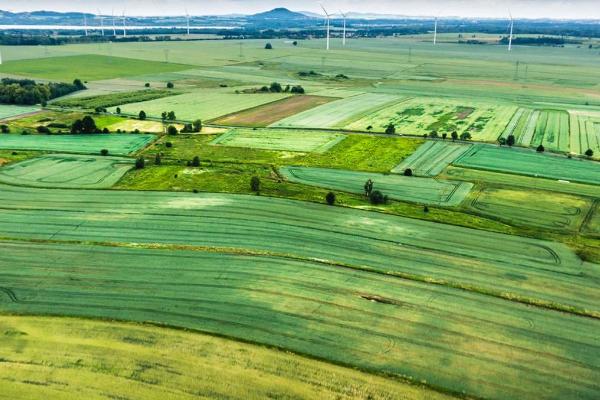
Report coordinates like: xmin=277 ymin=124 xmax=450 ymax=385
xmin=3 ymin=0 xmax=600 ymax=19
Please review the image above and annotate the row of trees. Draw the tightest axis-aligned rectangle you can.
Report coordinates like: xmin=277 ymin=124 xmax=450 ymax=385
xmin=0 ymin=78 xmax=86 ymax=105
xmin=257 ymin=82 xmax=305 ymax=94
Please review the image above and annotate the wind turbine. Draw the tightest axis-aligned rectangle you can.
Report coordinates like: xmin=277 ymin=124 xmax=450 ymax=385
xmin=122 ymin=10 xmax=127 ymax=38
xmin=97 ymin=9 xmax=105 ymax=36
xmin=112 ymin=9 xmax=117 ymax=36
xmin=321 ymin=4 xmax=331 ymax=51
xmin=508 ymin=11 xmax=514 ymax=51
xmin=433 ymin=17 xmax=438 ymax=45
xmin=0 ymin=49 xmax=3 ymax=65
xmin=185 ymin=9 xmax=190 ymax=36
xmin=339 ymin=10 xmax=347 ymax=46
xmin=84 ymin=14 xmax=88 ymax=36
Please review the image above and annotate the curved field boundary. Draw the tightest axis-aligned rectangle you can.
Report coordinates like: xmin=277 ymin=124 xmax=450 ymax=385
xmin=454 ymin=145 xmax=600 ymax=186
xmin=0 ymin=133 xmax=155 ymax=155
xmin=0 ymin=154 xmax=134 ymax=189
xmin=281 ymin=166 xmax=472 ymax=206
xmin=0 ymin=184 xmax=595 ymax=315
xmin=0 ymin=241 xmax=598 ymax=400
xmin=0 ymin=104 xmax=40 ymax=121
xmin=210 ymin=128 xmax=346 ymax=153
xmin=271 ymin=93 xmax=403 ymax=129
xmin=391 ymin=141 xmax=473 ymax=177
xmin=0 ymin=315 xmax=442 ymax=400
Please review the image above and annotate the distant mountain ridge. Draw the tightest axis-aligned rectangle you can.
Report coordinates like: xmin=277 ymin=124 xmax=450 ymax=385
xmin=249 ymin=8 xmax=312 ymax=20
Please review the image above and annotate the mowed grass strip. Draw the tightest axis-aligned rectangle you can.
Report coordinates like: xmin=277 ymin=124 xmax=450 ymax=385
xmin=468 ymin=187 xmax=593 ymax=231
xmin=212 ymin=95 xmax=336 ymax=127
xmin=391 ymin=141 xmax=473 ymax=176
xmin=0 ymin=104 xmax=40 ymax=120
xmin=0 ymin=184 xmax=596 ymax=317
xmin=210 ymin=128 xmax=346 ymax=153
xmin=0 ymin=54 xmax=192 ymax=81
xmin=0 ymin=154 xmax=134 ymax=189
xmin=281 ymin=166 xmax=472 ymax=206
xmin=454 ymin=144 xmax=600 ymax=185
xmin=113 ymin=89 xmax=290 ymax=122
xmin=0 ymin=133 xmax=155 ymax=155
xmin=0 ymin=241 xmax=598 ymax=400
xmin=272 ymin=93 xmax=402 ymax=129
xmin=0 ymin=315 xmax=441 ymax=400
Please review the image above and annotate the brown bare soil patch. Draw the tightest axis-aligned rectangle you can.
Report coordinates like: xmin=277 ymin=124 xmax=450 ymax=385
xmin=213 ymin=95 xmax=336 ymax=127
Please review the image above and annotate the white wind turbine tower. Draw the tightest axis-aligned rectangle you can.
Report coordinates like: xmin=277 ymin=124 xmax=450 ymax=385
xmin=339 ymin=10 xmax=347 ymax=46
xmin=321 ymin=5 xmax=332 ymax=50
xmin=185 ymin=9 xmax=190 ymax=36
xmin=84 ymin=14 xmax=88 ymax=36
xmin=433 ymin=17 xmax=438 ymax=45
xmin=122 ymin=10 xmax=127 ymax=38
xmin=97 ymin=9 xmax=105 ymax=36
xmin=112 ymin=9 xmax=117 ymax=36
xmin=508 ymin=11 xmax=514 ymax=51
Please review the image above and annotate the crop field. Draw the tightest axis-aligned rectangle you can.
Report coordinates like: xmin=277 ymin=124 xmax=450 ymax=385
xmin=0 ymin=239 xmax=598 ymax=400
xmin=210 ymin=128 xmax=346 ymax=153
xmin=0 ymin=134 xmax=155 ymax=155
xmin=570 ymin=112 xmax=600 ymax=155
xmin=0 ymin=54 xmax=192 ymax=81
xmin=468 ymin=187 xmax=593 ymax=231
xmin=0 ymin=315 xmax=437 ymax=400
xmin=0 ymin=154 xmax=133 ymax=189
xmin=281 ymin=166 xmax=472 ymax=206
xmin=272 ymin=93 xmax=402 ymax=129
xmin=53 ymin=89 xmax=180 ymax=109
xmin=112 ymin=89 xmax=290 ymax=122
xmin=106 ymin=119 xmax=184 ymax=133
xmin=391 ymin=141 xmax=472 ymax=176
xmin=345 ymin=97 xmax=515 ymax=139
xmin=212 ymin=95 xmax=335 ymax=127
xmin=0 ymin=104 xmax=40 ymax=120
xmin=455 ymin=145 xmax=600 ymax=185
xmin=584 ymin=202 xmax=600 ymax=236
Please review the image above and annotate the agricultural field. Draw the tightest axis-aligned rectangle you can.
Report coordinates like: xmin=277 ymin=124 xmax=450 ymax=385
xmin=569 ymin=111 xmax=600 ymax=155
xmin=0 ymin=133 xmax=155 ymax=155
xmin=0 ymin=154 xmax=134 ymax=189
xmin=0 ymin=315 xmax=438 ymax=400
xmin=0 ymin=104 xmax=40 ymax=120
xmin=0 ymin=54 xmax=192 ymax=81
xmin=281 ymin=166 xmax=473 ymax=206
xmin=53 ymin=89 xmax=180 ymax=110
xmin=467 ymin=187 xmax=593 ymax=231
xmin=212 ymin=95 xmax=335 ymax=127
xmin=391 ymin=141 xmax=472 ymax=176
xmin=107 ymin=119 xmax=184 ymax=133
xmin=455 ymin=144 xmax=600 ymax=185
xmin=211 ymin=128 xmax=346 ymax=153
xmin=0 ymin=239 xmax=599 ymax=400
xmin=111 ymin=89 xmax=290 ymax=122
xmin=584 ymin=202 xmax=600 ymax=236
xmin=272 ymin=93 xmax=402 ymax=129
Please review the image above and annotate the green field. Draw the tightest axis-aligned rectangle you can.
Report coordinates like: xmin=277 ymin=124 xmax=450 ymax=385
xmin=468 ymin=187 xmax=593 ymax=231
xmin=0 ymin=240 xmax=598 ymax=400
xmin=0 ymin=104 xmax=40 ymax=120
xmin=281 ymin=166 xmax=472 ymax=206
xmin=0 ymin=54 xmax=192 ymax=81
xmin=53 ymin=89 xmax=180 ymax=109
xmin=272 ymin=93 xmax=402 ymax=129
xmin=0 ymin=154 xmax=134 ymax=189
xmin=1 ymin=315 xmax=442 ymax=400
xmin=211 ymin=128 xmax=346 ymax=153
xmin=391 ymin=141 xmax=472 ymax=176
xmin=0 ymin=133 xmax=155 ymax=155
xmin=455 ymin=145 xmax=600 ymax=185
xmin=112 ymin=89 xmax=290 ymax=122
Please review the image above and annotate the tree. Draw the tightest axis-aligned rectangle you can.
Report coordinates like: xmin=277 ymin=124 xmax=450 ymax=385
xmin=73 ymin=79 xmax=86 ymax=90
xmin=135 ymin=157 xmax=145 ymax=169
xmin=429 ymin=131 xmax=438 ymax=138
xmin=166 ymin=82 xmax=174 ymax=89
xmin=325 ymin=192 xmax=336 ymax=206
xmin=70 ymin=119 xmax=84 ymax=134
xmin=369 ymin=190 xmax=387 ymax=205
xmin=155 ymin=153 xmax=161 ymax=165
xmin=292 ymin=41 xmax=298 ymax=46
xmin=36 ymin=125 xmax=50 ymax=134
xmin=191 ymin=156 xmax=200 ymax=167
xmin=138 ymin=110 xmax=147 ymax=120
xmin=404 ymin=168 xmax=413 ymax=177
xmin=451 ymin=131 xmax=458 ymax=141
xmin=0 ymin=124 xmax=9 ymax=133
xmin=161 ymin=112 xmax=168 ymax=122
xmin=366 ymin=125 xmax=373 ymax=131
xmin=424 ymin=205 xmax=430 ymax=213
xmin=167 ymin=125 xmax=178 ymax=135
xmin=250 ymin=176 xmax=261 ymax=193
xmin=498 ymin=137 xmax=507 ymax=146
xmin=364 ymin=179 xmax=374 ymax=197
xmin=116 ymin=107 xmax=121 ymax=114
xmin=81 ymin=116 xmax=97 ymax=133
xmin=167 ymin=111 xmax=176 ymax=121
xmin=507 ymin=134 xmax=515 ymax=147
xmin=265 ymin=43 xmax=273 ymax=49
xmin=536 ymin=144 xmax=545 ymax=153
xmin=442 ymin=133 xmax=447 ymax=140
xmin=459 ymin=132 xmax=472 ymax=141
xmin=193 ymin=119 xmax=202 ymax=132
xmin=269 ymin=82 xmax=282 ymax=93
xmin=145 ymin=82 xmax=151 ymax=88
xmin=165 ymin=141 xmax=173 ymax=148
xmin=585 ymin=148 xmax=594 ymax=158
xmin=385 ymin=123 xmax=396 ymax=135
xmin=290 ymin=85 xmax=305 ymax=94
xmin=100 ymin=149 xmax=109 ymax=156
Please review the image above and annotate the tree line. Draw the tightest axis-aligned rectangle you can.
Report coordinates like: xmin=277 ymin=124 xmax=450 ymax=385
xmin=0 ymin=78 xmax=86 ymax=106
